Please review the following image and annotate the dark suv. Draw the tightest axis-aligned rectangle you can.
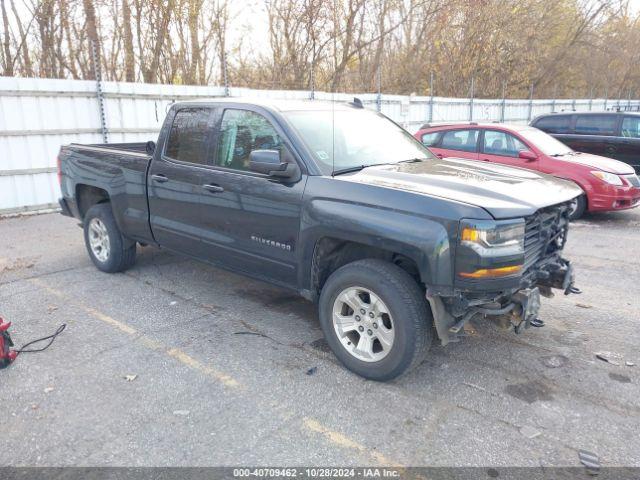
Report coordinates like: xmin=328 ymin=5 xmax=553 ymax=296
xmin=531 ymin=112 xmax=640 ymax=173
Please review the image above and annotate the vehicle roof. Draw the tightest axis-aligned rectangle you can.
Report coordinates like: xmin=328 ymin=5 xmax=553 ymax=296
xmin=172 ymin=97 xmax=362 ymax=113
xmin=534 ymin=110 xmax=640 ymax=118
xmin=418 ymin=122 xmax=537 ymax=133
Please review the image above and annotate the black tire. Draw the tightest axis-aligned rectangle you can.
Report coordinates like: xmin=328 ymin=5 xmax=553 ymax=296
xmin=83 ymin=203 xmax=136 ymax=273
xmin=318 ymin=259 xmax=432 ymax=381
xmin=569 ymin=194 xmax=587 ymax=221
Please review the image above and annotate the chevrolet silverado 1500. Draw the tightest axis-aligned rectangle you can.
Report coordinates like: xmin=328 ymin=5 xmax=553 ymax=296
xmin=58 ymin=99 xmax=582 ymax=380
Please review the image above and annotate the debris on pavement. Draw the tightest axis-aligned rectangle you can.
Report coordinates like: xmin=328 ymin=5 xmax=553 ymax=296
xmin=124 ymin=374 xmax=137 ymax=382
xmin=306 ymin=366 xmax=317 ymax=376
xmin=626 ymin=361 xmax=635 ymax=367
xmin=595 ymin=351 xmax=622 ymax=366
xmin=47 ymin=305 xmax=58 ymax=314
xmin=169 ymin=301 xmax=177 ymax=306
xmin=575 ymin=303 xmax=593 ymax=309
xmin=43 ymin=386 xmax=54 ymax=393
xmin=578 ymin=449 xmax=600 ymax=475
xmin=519 ymin=425 xmax=541 ymax=439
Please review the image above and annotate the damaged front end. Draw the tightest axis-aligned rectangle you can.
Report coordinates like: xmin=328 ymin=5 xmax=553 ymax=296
xmin=428 ymin=201 xmax=580 ymax=345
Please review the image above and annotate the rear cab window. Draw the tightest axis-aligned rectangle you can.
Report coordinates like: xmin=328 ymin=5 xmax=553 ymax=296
xmin=574 ymin=115 xmax=617 ymax=136
xmin=440 ymin=129 xmax=478 ymax=152
xmin=164 ymin=108 xmax=214 ymax=165
xmin=534 ymin=115 xmax=571 ymax=134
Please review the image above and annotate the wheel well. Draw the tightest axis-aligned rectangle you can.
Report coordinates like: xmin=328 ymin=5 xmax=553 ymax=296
xmin=76 ymin=184 xmax=110 ymax=219
xmin=311 ymin=238 xmax=421 ymax=296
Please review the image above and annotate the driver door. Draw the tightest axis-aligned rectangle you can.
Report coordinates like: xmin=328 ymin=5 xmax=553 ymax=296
xmin=198 ymin=108 xmax=306 ymax=287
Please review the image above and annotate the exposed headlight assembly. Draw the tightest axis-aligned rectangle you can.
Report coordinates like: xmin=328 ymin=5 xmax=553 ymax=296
xmin=460 ymin=220 xmax=525 ymax=252
xmin=458 ymin=219 xmax=525 ymax=279
xmin=591 ymin=171 xmax=623 ymax=186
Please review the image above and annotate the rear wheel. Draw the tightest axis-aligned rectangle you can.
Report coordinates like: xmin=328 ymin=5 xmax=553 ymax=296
xmin=318 ymin=259 xmax=432 ymax=381
xmin=569 ymin=194 xmax=587 ymax=220
xmin=83 ymin=203 xmax=136 ymax=273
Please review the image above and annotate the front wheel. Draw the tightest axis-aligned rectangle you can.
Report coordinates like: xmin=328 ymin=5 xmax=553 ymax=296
xmin=318 ymin=259 xmax=432 ymax=381
xmin=83 ymin=203 xmax=137 ymax=273
xmin=569 ymin=194 xmax=587 ymax=221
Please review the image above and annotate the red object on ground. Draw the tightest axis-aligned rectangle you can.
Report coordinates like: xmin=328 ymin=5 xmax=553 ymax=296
xmin=0 ymin=317 xmax=18 ymax=369
xmin=414 ymin=123 xmax=640 ymax=215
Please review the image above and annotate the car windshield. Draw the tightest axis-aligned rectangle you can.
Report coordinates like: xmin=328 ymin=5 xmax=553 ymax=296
xmin=518 ymin=128 xmax=573 ymax=156
xmin=283 ymin=108 xmax=435 ymax=174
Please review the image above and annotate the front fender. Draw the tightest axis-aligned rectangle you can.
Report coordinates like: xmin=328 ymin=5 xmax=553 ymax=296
xmin=298 ymin=198 xmax=456 ymax=292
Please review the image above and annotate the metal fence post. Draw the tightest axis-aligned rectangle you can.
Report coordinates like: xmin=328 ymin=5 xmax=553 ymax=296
xmin=500 ymin=82 xmax=506 ymax=122
xmin=588 ymin=87 xmax=593 ymax=111
xmin=309 ymin=62 xmax=315 ymax=100
xmin=376 ymin=66 xmax=382 ymax=113
xmin=428 ymin=72 xmax=434 ymax=123
xmin=222 ymin=50 xmax=230 ymax=97
xmin=571 ymin=98 xmax=576 ymax=111
xmin=90 ymin=39 xmax=108 ymax=143
xmin=604 ymin=86 xmax=608 ymax=110
xmin=469 ymin=77 xmax=474 ymax=121
xmin=527 ymin=84 xmax=534 ymax=122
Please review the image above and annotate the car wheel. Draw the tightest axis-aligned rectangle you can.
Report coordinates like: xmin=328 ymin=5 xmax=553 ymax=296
xmin=83 ymin=203 xmax=136 ymax=273
xmin=569 ymin=194 xmax=587 ymax=221
xmin=318 ymin=259 xmax=432 ymax=381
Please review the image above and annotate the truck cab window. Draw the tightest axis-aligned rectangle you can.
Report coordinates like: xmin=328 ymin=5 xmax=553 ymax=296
xmin=216 ymin=109 xmax=283 ymax=172
xmin=165 ymin=108 xmax=212 ymax=165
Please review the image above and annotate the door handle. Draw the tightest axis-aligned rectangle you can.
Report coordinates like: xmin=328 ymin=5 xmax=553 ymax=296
xmin=151 ymin=174 xmax=168 ymax=183
xmin=202 ymin=184 xmax=224 ymax=193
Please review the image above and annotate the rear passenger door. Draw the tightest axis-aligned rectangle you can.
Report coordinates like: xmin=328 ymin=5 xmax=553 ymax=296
xmin=569 ymin=114 xmax=619 ymax=158
xmin=479 ymin=130 xmax=535 ymax=169
xmin=198 ymin=107 xmax=306 ymax=288
xmin=429 ymin=129 xmax=479 ymax=160
xmin=148 ymin=107 xmax=215 ymax=254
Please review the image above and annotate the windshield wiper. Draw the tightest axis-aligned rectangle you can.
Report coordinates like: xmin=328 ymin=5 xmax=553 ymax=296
xmin=332 ymin=165 xmax=368 ymax=176
xmin=332 ymin=158 xmax=429 ymax=176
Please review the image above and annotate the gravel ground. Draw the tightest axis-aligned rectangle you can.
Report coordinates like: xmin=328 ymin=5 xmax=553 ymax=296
xmin=0 ymin=209 xmax=638 ymax=468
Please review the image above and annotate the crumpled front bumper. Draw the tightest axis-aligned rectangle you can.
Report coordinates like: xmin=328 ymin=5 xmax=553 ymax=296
xmin=428 ymin=256 xmax=580 ymax=345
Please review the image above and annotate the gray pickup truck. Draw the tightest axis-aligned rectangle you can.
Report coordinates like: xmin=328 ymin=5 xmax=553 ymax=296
xmin=58 ymin=99 xmax=581 ymax=380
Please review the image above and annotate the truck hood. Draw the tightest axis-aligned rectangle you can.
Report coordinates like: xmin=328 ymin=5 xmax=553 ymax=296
xmin=555 ymin=152 xmax=635 ymax=175
xmin=337 ymin=158 xmax=582 ymax=218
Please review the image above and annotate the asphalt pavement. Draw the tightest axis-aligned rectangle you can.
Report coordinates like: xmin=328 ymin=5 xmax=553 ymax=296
xmin=0 ymin=209 xmax=638 ymax=467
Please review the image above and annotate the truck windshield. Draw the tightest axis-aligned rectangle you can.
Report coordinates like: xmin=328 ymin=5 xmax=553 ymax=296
xmin=519 ymin=128 xmax=573 ymax=156
xmin=283 ymin=109 xmax=435 ymax=175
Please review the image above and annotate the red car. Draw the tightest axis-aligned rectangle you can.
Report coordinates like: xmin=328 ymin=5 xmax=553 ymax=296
xmin=414 ymin=123 xmax=640 ymax=219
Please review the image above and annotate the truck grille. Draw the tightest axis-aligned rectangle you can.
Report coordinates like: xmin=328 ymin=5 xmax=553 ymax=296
xmin=524 ymin=203 xmax=570 ymax=272
xmin=625 ymin=174 xmax=640 ymax=188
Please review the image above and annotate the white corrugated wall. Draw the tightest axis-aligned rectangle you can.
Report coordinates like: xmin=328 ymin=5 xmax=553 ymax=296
xmin=1 ymin=75 xmax=638 ymax=215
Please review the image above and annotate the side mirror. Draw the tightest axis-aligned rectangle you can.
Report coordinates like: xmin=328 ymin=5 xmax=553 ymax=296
xmin=249 ymin=149 xmax=298 ymax=179
xmin=518 ymin=150 xmax=537 ymax=161
xmin=146 ymin=141 xmax=156 ymax=155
